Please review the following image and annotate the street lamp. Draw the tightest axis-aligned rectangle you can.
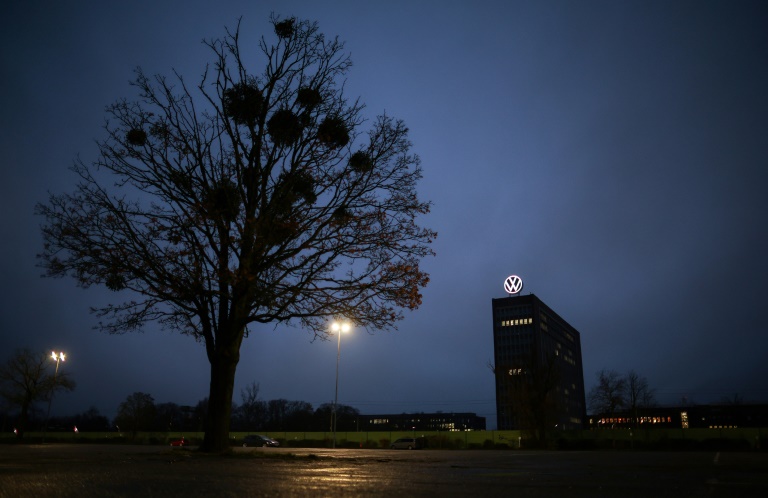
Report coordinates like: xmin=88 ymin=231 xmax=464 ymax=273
xmin=43 ymin=351 xmax=65 ymax=443
xmin=331 ymin=321 xmax=351 ymax=449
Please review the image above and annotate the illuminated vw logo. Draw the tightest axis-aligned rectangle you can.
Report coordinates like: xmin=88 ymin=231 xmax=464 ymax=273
xmin=503 ymin=275 xmax=523 ymax=295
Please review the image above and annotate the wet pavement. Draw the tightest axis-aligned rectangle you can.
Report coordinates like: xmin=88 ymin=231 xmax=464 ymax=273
xmin=1 ymin=444 xmax=768 ymax=497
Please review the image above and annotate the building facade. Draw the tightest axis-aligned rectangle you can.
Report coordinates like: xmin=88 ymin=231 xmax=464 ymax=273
xmin=492 ymin=293 xmax=586 ymax=431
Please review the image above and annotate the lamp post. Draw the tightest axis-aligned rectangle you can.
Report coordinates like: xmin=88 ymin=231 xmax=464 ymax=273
xmin=331 ymin=321 xmax=351 ymax=449
xmin=43 ymin=351 xmax=65 ymax=443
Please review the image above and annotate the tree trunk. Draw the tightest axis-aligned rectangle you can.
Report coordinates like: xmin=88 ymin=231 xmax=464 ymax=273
xmin=17 ymin=400 xmax=30 ymax=439
xmin=201 ymin=346 xmax=240 ymax=452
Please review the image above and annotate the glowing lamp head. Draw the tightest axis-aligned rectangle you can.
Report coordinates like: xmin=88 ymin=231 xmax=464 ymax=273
xmin=331 ymin=321 xmax=351 ymax=333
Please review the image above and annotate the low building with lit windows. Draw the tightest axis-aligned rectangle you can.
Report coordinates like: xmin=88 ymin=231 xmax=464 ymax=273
xmin=588 ymin=403 xmax=768 ymax=429
xmin=358 ymin=412 xmax=486 ymax=431
xmin=492 ymin=293 xmax=587 ymax=431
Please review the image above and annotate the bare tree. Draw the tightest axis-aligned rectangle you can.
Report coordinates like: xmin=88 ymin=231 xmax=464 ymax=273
xmin=114 ymin=392 xmax=156 ymax=438
xmin=235 ymin=381 xmax=266 ymax=430
xmin=625 ymin=370 xmax=655 ymax=428
xmin=720 ymin=393 xmax=743 ymax=405
xmin=37 ymin=16 xmax=435 ymax=452
xmin=155 ymin=402 xmax=186 ymax=432
xmin=313 ymin=402 xmax=359 ymax=432
xmin=265 ymin=398 xmax=290 ymax=430
xmin=0 ymin=349 xmax=75 ymax=438
xmin=587 ymin=369 xmax=626 ymax=423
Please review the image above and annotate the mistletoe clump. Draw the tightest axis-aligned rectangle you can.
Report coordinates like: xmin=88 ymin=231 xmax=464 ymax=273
xmin=268 ymin=109 xmax=303 ymax=147
xmin=290 ymin=171 xmax=316 ymax=205
xmin=331 ymin=205 xmax=353 ymax=226
xmin=317 ymin=116 xmax=349 ymax=148
xmin=349 ymin=151 xmax=373 ymax=172
xmin=296 ymin=87 xmax=322 ymax=109
xmin=203 ymin=180 xmax=240 ymax=222
xmin=105 ymin=272 xmax=127 ymax=292
xmin=271 ymin=171 xmax=317 ymax=216
xmin=274 ymin=18 xmax=295 ymax=39
xmin=222 ymin=82 xmax=264 ymax=126
xmin=126 ymin=128 xmax=147 ymax=146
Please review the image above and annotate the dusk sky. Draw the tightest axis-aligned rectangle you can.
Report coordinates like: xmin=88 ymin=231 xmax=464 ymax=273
xmin=2 ymin=0 xmax=767 ymax=429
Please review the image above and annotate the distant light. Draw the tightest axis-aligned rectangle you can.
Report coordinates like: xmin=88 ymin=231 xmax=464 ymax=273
xmin=331 ymin=321 xmax=351 ymax=333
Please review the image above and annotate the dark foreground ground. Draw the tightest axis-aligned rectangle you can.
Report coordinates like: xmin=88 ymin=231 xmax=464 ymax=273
xmin=2 ymin=444 xmax=768 ymax=497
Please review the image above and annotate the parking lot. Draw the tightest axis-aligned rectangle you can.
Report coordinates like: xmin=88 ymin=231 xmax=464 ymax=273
xmin=2 ymin=444 xmax=768 ymax=497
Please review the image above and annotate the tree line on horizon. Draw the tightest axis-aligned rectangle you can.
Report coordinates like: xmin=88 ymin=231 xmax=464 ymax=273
xmin=109 ymin=384 xmax=361 ymax=437
xmin=0 ymin=353 xmax=360 ymax=436
xmin=3 ymin=349 xmax=753 ymax=438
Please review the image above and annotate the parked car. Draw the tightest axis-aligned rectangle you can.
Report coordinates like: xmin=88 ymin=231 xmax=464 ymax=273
xmin=170 ymin=437 xmax=188 ymax=447
xmin=242 ymin=435 xmax=280 ymax=447
xmin=390 ymin=437 xmax=420 ymax=450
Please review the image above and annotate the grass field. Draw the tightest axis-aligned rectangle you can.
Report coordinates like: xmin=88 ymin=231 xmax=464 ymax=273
xmin=4 ymin=427 xmax=767 ymax=451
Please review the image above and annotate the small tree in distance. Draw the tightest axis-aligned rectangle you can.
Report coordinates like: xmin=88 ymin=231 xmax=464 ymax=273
xmin=588 ymin=369 xmax=657 ymax=428
xmin=625 ymin=369 xmax=656 ymax=428
xmin=234 ymin=381 xmax=266 ymax=431
xmin=587 ymin=369 xmax=627 ymax=424
xmin=114 ymin=392 xmax=156 ymax=438
xmin=315 ymin=402 xmax=360 ymax=432
xmin=37 ymin=15 xmax=435 ymax=452
xmin=0 ymin=349 xmax=75 ymax=438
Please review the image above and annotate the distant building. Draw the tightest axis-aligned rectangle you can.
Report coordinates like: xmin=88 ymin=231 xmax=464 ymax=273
xmin=357 ymin=412 xmax=486 ymax=431
xmin=492 ymin=293 xmax=587 ymax=431
xmin=589 ymin=403 xmax=768 ymax=429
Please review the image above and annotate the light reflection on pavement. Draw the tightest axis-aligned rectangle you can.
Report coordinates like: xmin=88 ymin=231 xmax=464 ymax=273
xmin=1 ymin=445 xmax=768 ymax=497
